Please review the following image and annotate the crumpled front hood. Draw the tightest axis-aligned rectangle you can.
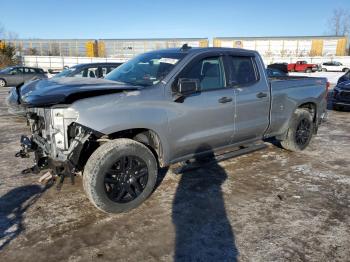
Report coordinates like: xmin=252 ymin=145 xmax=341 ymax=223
xmin=20 ymin=77 xmax=141 ymax=107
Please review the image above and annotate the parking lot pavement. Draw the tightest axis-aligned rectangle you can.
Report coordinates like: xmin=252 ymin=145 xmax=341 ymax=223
xmin=0 ymin=88 xmax=349 ymax=262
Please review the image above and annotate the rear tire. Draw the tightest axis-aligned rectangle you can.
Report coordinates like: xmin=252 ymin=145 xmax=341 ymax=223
xmin=0 ymin=79 xmax=6 ymax=87
xmin=322 ymin=68 xmax=327 ymax=72
xmin=83 ymin=138 xmax=158 ymax=213
xmin=280 ymin=109 xmax=314 ymax=151
xmin=343 ymin=68 xmax=349 ymax=72
xmin=333 ymin=104 xmax=343 ymax=111
xmin=305 ymin=68 xmax=312 ymax=73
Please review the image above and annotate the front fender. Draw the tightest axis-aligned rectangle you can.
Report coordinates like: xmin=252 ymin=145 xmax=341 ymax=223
xmin=70 ymin=90 xmax=172 ymax=165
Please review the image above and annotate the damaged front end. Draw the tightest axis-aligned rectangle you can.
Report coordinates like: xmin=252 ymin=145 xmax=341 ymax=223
xmin=16 ymin=106 xmax=101 ymax=188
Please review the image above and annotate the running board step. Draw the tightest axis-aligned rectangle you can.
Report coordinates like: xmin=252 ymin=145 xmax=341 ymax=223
xmin=173 ymin=143 xmax=267 ymax=174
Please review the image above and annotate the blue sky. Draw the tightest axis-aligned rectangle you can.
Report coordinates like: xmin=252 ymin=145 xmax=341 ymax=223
xmin=1 ymin=0 xmax=350 ymax=39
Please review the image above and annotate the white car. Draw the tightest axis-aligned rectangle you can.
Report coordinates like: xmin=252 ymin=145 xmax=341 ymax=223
xmin=321 ymin=61 xmax=350 ymax=72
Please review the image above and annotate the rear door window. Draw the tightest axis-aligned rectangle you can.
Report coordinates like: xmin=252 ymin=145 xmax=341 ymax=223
xmin=228 ymin=56 xmax=259 ymax=86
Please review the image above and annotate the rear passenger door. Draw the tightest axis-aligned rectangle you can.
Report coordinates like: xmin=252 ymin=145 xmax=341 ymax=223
xmin=227 ymin=54 xmax=270 ymax=143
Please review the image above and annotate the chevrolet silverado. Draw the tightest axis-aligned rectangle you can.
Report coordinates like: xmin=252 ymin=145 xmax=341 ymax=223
xmin=12 ymin=47 xmax=328 ymax=213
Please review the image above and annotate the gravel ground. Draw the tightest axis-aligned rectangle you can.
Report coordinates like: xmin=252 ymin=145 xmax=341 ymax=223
xmin=0 ymin=87 xmax=349 ymax=262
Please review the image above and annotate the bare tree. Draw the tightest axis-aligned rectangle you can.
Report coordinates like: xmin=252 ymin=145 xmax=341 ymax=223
xmin=48 ymin=42 xmax=61 ymax=56
xmin=328 ymin=8 xmax=350 ymax=36
xmin=0 ymin=22 xmax=20 ymax=67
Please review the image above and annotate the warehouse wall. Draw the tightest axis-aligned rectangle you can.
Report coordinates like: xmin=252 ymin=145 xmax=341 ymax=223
xmin=213 ymin=37 xmax=348 ymax=57
xmin=7 ymin=39 xmax=95 ymax=57
xmin=4 ymin=38 xmax=209 ymax=58
xmin=99 ymin=38 xmax=209 ymax=58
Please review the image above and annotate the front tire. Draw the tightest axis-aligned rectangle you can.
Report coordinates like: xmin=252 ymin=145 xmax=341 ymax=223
xmin=305 ymin=68 xmax=312 ymax=73
xmin=322 ymin=68 xmax=327 ymax=72
xmin=83 ymin=138 xmax=158 ymax=213
xmin=281 ymin=109 xmax=314 ymax=151
xmin=0 ymin=79 xmax=6 ymax=87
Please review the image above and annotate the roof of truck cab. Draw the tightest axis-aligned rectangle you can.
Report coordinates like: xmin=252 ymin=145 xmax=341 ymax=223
xmin=150 ymin=47 xmax=258 ymax=55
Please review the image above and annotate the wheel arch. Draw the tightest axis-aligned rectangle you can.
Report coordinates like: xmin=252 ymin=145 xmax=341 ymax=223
xmin=276 ymin=101 xmax=317 ymax=141
xmin=107 ymin=128 xmax=166 ymax=167
xmin=297 ymin=102 xmax=317 ymax=123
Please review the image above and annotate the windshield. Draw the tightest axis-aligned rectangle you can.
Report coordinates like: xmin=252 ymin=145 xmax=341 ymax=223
xmin=105 ymin=52 xmax=187 ymax=86
xmin=0 ymin=67 xmax=13 ymax=73
xmin=52 ymin=67 xmax=77 ymax=78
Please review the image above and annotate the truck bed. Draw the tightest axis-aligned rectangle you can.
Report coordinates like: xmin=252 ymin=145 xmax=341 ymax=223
xmin=266 ymin=76 xmax=328 ymax=138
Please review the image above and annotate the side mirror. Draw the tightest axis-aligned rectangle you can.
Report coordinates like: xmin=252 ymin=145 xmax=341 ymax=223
xmin=177 ymin=78 xmax=200 ymax=95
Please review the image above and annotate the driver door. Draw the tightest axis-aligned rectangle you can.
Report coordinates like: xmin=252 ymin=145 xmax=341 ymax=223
xmin=6 ymin=67 xmax=24 ymax=86
xmin=167 ymin=54 xmax=235 ymax=160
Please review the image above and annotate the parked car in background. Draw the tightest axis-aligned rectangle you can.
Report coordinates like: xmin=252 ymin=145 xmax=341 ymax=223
xmin=337 ymin=71 xmax=350 ymax=84
xmin=13 ymin=47 xmax=328 ymax=213
xmin=6 ymin=62 xmax=122 ymax=115
xmin=0 ymin=66 xmax=47 ymax=87
xmin=267 ymin=63 xmax=288 ymax=74
xmin=332 ymin=80 xmax=350 ymax=110
xmin=321 ymin=61 xmax=350 ymax=72
xmin=287 ymin=61 xmax=319 ymax=73
xmin=267 ymin=63 xmax=289 ymax=77
xmin=266 ymin=68 xmax=288 ymax=77
xmin=52 ymin=62 xmax=122 ymax=79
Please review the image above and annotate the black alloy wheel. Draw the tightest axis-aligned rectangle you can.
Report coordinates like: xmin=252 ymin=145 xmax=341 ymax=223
xmin=104 ymin=155 xmax=148 ymax=203
xmin=295 ymin=118 xmax=311 ymax=146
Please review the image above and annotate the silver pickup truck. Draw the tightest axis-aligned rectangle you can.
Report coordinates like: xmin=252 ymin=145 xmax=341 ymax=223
xmin=13 ymin=47 xmax=328 ymax=213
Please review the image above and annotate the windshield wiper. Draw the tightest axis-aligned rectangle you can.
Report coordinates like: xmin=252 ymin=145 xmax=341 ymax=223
xmin=116 ymin=80 xmax=151 ymax=87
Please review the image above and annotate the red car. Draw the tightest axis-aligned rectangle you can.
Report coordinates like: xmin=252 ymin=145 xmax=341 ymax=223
xmin=288 ymin=61 xmax=319 ymax=73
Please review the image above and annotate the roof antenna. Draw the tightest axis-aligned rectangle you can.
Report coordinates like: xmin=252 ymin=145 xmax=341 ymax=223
xmin=180 ymin=43 xmax=191 ymax=51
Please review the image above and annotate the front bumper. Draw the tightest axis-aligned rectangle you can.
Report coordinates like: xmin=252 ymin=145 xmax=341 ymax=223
xmin=17 ymin=128 xmax=92 ymax=176
xmin=16 ymin=135 xmax=72 ymax=174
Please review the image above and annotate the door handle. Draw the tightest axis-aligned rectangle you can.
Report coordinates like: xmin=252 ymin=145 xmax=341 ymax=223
xmin=256 ymin=92 xmax=267 ymax=98
xmin=218 ymin=96 xmax=233 ymax=103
